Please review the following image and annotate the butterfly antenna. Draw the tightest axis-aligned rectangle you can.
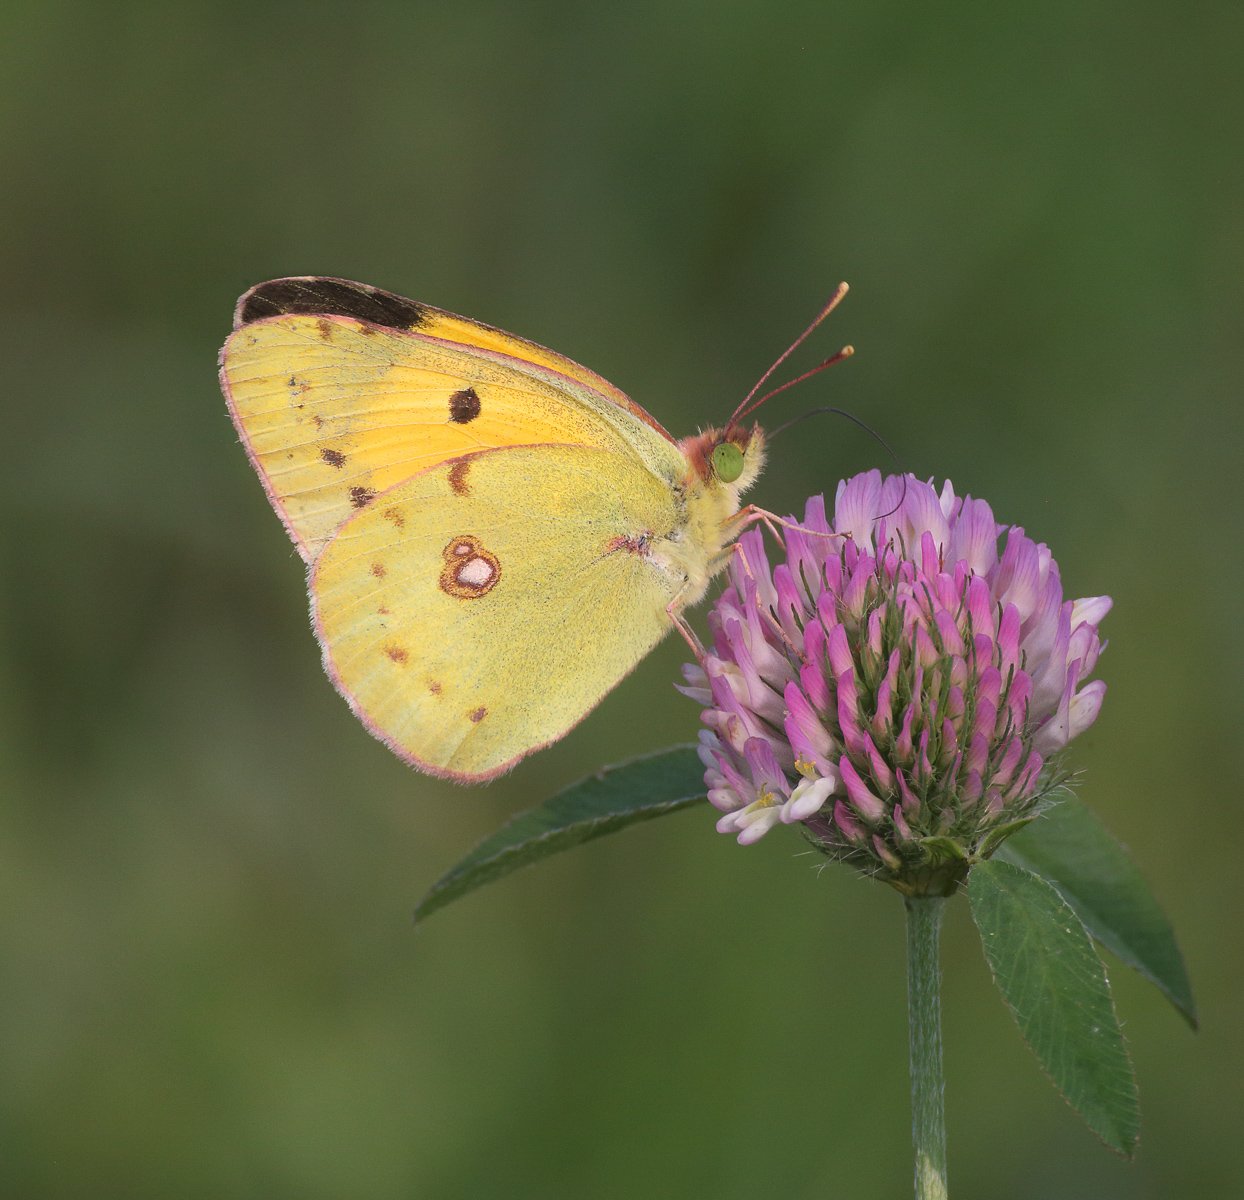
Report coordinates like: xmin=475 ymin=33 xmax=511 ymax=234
xmin=727 ymin=282 xmax=852 ymax=431
xmin=732 ymin=345 xmax=855 ymax=425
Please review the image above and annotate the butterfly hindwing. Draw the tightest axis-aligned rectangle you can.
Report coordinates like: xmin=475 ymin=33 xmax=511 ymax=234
xmin=310 ymin=444 xmax=682 ymax=780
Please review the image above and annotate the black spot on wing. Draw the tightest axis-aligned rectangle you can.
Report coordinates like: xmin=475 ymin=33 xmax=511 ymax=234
xmin=237 ymin=278 xmax=428 ymax=330
xmin=448 ymin=387 xmax=482 ymax=424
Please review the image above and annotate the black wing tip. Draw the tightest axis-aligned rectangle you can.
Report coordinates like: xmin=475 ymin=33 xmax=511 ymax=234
xmin=234 ymin=276 xmax=429 ymax=332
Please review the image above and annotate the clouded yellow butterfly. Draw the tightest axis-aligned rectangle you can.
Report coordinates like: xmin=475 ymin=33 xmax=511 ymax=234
xmin=219 ymin=277 xmax=849 ymax=781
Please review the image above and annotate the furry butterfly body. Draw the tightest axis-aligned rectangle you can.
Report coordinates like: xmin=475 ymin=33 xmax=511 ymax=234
xmin=220 ymin=277 xmax=768 ymax=781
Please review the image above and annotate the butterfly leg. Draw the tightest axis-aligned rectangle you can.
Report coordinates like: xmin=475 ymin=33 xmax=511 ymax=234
xmin=667 ymin=603 xmax=706 ymax=661
xmin=725 ymin=503 xmax=782 ymax=543
xmin=729 ymin=503 xmax=844 ymax=547
xmin=665 ymin=591 xmax=708 ymax=662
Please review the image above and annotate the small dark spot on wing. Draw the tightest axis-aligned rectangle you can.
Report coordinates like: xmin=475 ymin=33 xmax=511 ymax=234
xmin=321 ymin=448 xmax=346 ymax=468
xmin=469 ymin=706 xmax=487 ymax=723
xmin=448 ymin=387 xmax=481 ymax=424
xmin=349 ymin=486 xmax=377 ymax=508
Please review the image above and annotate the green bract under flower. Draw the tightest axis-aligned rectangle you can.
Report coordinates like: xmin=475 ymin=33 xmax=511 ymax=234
xmin=680 ymin=471 xmax=1110 ymax=895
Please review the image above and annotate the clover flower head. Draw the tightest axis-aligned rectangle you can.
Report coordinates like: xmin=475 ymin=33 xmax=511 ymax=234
xmin=680 ymin=470 xmax=1110 ymax=894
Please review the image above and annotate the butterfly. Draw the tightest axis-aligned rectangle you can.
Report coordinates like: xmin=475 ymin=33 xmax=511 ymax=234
xmin=219 ymin=276 xmax=850 ymax=781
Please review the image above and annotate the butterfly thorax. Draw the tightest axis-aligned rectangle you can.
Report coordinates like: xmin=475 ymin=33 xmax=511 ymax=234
xmin=653 ymin=424 xmax=766 ymax=612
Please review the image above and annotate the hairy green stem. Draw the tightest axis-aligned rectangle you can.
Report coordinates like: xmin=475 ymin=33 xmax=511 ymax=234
xmin=906 ymin=895 xmax=948 ymax=1200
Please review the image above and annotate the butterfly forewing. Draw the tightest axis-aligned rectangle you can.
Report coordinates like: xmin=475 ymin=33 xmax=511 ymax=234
xmin=221 ymin=304 xmax=679 ymax=561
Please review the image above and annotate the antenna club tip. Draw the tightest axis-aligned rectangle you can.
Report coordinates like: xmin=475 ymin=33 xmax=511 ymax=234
xmin=841 ymin=344 xmax=855 ymax=357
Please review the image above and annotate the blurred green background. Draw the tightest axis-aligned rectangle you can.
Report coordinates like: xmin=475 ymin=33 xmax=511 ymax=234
xmin=1 ymin=1 xmax=1239 ymax=1196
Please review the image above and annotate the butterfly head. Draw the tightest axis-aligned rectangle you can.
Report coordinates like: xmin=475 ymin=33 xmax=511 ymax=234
xmin=681 ymin=423 xmax=766 ymax=497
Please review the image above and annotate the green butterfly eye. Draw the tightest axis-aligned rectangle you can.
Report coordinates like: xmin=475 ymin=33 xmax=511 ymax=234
xmin=711 ymin=441 xmax=745 ymax=483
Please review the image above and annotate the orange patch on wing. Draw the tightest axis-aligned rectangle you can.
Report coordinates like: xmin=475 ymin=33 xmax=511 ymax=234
xmin=605 ymin=532 xmax=652 ymax=556
xmin=382 ymin=507 xmax=405 ymax=529
xmin=384 ymin=645 xmax=409 ymax=665
xmin=370 ymin=562 xmax=387 ymax=578
xmin=428 ymin=680 xmax=443 ymax=695
xmin=438 ymin=535 xmax=500 ymax=599
xmin=447 ymin=459 xmax=471 ymax=496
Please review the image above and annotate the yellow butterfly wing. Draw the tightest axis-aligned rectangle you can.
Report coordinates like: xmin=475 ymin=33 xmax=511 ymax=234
xmin=220 ymin=277 xmax=677 ymax=562
xmin=310 ymin=444 xmax=685 ymax=781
